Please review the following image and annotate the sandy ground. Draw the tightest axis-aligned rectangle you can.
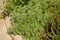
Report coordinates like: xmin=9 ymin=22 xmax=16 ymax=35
xmin=0 ymin=17 xmax=22 ymax=40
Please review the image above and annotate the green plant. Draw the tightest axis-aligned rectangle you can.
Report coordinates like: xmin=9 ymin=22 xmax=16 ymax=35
xmin=4 ymin=0 xmax=60 ymax=40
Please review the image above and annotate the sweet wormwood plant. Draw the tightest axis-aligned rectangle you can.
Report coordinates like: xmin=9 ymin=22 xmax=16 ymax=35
xmin=4 ymin=0 xmax=60 ymax=40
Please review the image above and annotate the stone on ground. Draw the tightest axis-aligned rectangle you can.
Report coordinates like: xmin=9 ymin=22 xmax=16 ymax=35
xmin=11 ymin=34 xmax=23 ymax=40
